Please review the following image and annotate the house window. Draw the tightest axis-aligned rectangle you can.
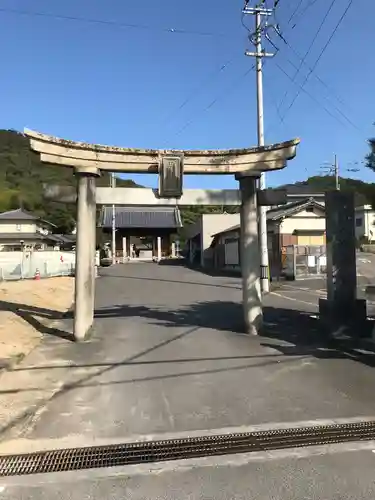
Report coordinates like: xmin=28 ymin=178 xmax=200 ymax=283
xmin=305 ymin=206 xmax=314 ymax=213
xmin=356 ymin=217 xmax=363 ymax=227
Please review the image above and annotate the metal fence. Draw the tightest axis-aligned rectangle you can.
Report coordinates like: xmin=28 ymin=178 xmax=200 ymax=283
xmin=0 ymin=251 xmax=76 ymax=281
xmin=282 ymin=245 xmax=326 ymax=280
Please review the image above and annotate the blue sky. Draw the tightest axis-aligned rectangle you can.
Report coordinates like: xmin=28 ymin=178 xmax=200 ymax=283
xmin=0 ymin=0 xmax=373 ymax=190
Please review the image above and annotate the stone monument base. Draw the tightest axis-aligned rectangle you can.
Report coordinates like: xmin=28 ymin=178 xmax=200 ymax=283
xmin=319 ymin=298 xmax=369 ymax=339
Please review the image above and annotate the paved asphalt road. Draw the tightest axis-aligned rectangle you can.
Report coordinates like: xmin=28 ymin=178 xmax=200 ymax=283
xmin=1 ymin=261 xmax=375 ymax=498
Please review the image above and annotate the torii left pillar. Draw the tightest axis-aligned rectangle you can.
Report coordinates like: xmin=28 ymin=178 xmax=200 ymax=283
xmin=74 ymin=171 xmax=99 ymax=341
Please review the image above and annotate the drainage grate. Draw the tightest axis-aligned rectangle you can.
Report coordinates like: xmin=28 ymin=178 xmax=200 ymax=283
xmin=1 ymin=421 xmax=375 ymax=477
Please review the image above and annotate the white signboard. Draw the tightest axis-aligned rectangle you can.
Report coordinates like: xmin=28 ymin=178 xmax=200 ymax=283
xmin=307 ymin=255 xmax=316 ymax=267
xmin=319 ymin=255 xmax=327 ymax=267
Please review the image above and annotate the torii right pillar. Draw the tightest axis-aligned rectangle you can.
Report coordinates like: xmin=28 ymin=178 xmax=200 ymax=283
xmin=319 ymin=191 xmax=369 ymax=340
xmin=237 ymin=174 xmax=263 ymax=335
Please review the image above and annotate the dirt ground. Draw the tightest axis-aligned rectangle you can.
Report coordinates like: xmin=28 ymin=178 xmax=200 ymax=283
xmin=0 ymin=277 xmax=74 ymax=366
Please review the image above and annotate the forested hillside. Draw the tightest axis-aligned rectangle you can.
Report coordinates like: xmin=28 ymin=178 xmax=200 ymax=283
xmin=279 ymin=175 xmax=375 ymax=206
xmin=0 ymin=130 xmax=139 ymax=232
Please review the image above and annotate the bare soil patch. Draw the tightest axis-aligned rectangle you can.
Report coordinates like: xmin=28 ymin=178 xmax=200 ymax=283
xmin=0 ymin=277 xmax=74 ymax=367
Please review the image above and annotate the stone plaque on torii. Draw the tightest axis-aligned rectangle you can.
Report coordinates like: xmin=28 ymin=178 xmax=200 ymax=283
xmin=24 ymin=128 xmax=299 ymax=342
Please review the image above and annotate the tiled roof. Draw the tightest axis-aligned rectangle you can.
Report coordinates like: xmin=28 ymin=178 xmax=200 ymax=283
xmin=100 ymin=206 xmax=183 ymax=229
xmin=0 ymin=233 xmax=49 ymax=240
xmin=0 ymin=232 xmax=75 ymax=243
xmin=211 ymin=224 xmax=240 ymax=238
xmin=48 ymin=234 xmax=76 ymax=243
xmin=0 ymin=208 xmax=38 ymax=220
xmin=266 ymin=197 xmax=325 ymax=221
xmin=0 ymin=208 xmax=56 ymax=227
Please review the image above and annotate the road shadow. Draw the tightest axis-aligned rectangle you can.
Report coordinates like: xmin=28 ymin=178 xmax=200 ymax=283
xmin=260 ymin=306 xmax=375 ymax=368
xmin=94 ymin=300 xmax=245 ymax=332
xmin=185 ymin=262 xmax=241 ymax=279
xmin=93 ymin=300 xmax=375 ymax=368
xmin=0 ymin=322 xmax=300 ymax=438
xmin=0 ymin=300 xmax=74 ymax=342
xmin=2 ymin=299 xmax=375 ymax=439
xmin=157 ymin=259 xmax=186 ymax=267
xmin=98 ymin=272 xmax=241 ymax=290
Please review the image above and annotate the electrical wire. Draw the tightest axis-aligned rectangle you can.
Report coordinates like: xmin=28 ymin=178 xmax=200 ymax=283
xmin=277 ymin=34 xmax=349 ymax=109
xmin=287 ymin=0 xmax=304 ymax=24
xmin=241 ymin=11 xmax=252 ymax=35
xmin=0 ymin=7 xmax=228 ymax=38
xmin=169 ymin=65 xmax=256 ymax=141
xmin=274 ymin=62 xmax=348 ymax=127
xmin=262 ymin=64 xmax=285 ymax=127
xmin=272 ymin=1 xmax=356 ymax=124
xmin=282 ymin=54 xmax=362 ymax=133
xmin=270 ymin=25 xmax=360 ymax=131
xmin=275 ymin=0 xmax=338 ymax=118
xmin=290 ymin=0 xmax=320 ymax=29
xmin=280 ymin=0 xmax=353 ymax=121
xmin=158 ymin=56 xmax=237 ymax=129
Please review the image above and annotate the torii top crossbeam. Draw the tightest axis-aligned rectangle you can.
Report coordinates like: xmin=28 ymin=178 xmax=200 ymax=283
xmin=24 ymin=129 xmax=299 ymax=176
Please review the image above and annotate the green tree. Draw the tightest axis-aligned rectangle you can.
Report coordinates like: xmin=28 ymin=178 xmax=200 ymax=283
xmin=365 ymin=138 xmax=375 ymax=172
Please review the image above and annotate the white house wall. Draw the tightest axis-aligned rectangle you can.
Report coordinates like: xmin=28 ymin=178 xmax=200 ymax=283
xmin=279 ymin=212 xmax=326 ymax=234
xmin=365 ymin=210 xmax=375 ymax=241
xmin=355 ymin=207 xmax=375 ymax=241
xmin=0 ymin=221 xmax=37 ymax=234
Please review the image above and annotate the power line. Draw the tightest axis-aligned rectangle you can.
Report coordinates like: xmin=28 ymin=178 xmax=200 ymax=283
xmin=279 ymin=49 xmax=362 ymax=133
xmin=0 ymin=7 xmax=228 ymax=38
xmin=278 ymin=35 xmax=349 ymax=109
xmin=289 ymin=0 xmax=320 ymax=29
xmin=266 ymin=0 xmax=358 ymax=135
xmin=276 ymin=0 xmax=338 ymax=118
xmin=271 ymin=1 xmax=358 ymax=129
xmin=280 ymin=0 xmax=353 ymax=121
xmin=273 ymin=61 xmax=349 ymax=128
xmin=169 ymin=65 xmax=256 ymax=141
xmin=287 ymin=0 xmax=304 ymax=24
xmin=158 ymin=56 xmax=237 ymax=129
xmin=262 ymin=64 xmax=286 ymax=132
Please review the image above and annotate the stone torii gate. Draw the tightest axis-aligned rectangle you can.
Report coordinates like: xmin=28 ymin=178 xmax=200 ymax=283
xmin=24 ymin=129 xmax=299 ymax=341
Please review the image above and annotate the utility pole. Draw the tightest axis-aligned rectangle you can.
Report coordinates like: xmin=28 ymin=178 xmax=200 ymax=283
xmin=334 ymin=154 xmax=340 ymax=191
xmin=111 ymin=173 xmax=116 ymax=264
xmin=244 ymin=2 xmax=274 ymax=293
xmin=321 ymin=154 xmax=340 ymax=191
